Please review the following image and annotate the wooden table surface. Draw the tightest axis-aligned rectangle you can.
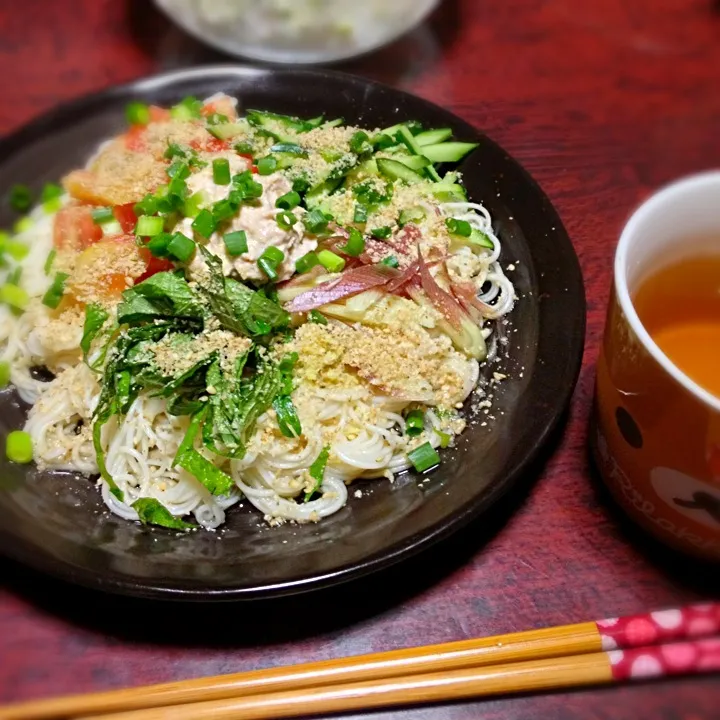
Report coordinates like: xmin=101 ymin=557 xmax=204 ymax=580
xmin=1 ymin=1 xmax=720 ymax=718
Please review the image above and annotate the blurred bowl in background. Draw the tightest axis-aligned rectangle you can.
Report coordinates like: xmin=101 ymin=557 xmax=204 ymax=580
xmin=153 ymin=0 xmax=441 ymax=65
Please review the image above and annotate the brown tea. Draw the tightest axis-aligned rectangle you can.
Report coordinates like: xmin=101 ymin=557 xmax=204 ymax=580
xmin=633 ymin=255 xmax=720 ymax=398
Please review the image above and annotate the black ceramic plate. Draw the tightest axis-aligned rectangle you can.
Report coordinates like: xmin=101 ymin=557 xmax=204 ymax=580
xmin=0 ymin=67 xmax=584 ymax=600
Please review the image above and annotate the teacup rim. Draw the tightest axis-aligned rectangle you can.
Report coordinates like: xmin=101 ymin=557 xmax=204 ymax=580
xmin=615 ymin=170 xmax=720 ymax=414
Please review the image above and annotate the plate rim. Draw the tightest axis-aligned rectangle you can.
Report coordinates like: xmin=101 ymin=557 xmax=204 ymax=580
xmin=0 ymin=65 xmax=586 ymax=601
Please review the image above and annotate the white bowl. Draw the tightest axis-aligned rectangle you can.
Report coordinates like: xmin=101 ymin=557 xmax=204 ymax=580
xmin=154 ymin=0 xmax=441 ymax=65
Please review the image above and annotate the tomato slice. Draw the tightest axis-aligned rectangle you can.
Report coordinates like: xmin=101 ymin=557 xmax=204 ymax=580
xmin=53 ymin=206 xmax=103 ymax=251
xmin=136 ymin=248 xmax=174 ymax=284
xmin=149 ymin=106 xmax=171 ymax=123
xmin=113 ymin=203 xmax=138 ymax=233
xmin=190 ymin=137 xmax=230 ymax=154
xmin=124 ymin=125 xmax=147 ymax=151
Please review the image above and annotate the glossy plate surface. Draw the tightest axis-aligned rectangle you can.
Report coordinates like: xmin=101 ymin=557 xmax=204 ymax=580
xmin=0 ymin=67 xmax=585 ymax=600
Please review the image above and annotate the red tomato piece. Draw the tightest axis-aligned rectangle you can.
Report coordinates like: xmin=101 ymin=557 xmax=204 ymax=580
xmin=136 ymin=248 xmax=174 ymax=284
xmin=113 ymin=204 xmax=138 ymax=233
xmin=53 ymin=206 xmax=103 ymax=251
xmin=124 ymin=125 xmax=147 ymax=152
xmin=149 ymin=106 xmax=171 ymax=123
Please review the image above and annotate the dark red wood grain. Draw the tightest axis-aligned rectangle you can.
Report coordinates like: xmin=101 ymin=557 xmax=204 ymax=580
xmin=1 ymin=1 xmax=720 ymax=718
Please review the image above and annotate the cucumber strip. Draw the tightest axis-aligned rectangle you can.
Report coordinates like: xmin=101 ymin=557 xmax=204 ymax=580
xmin=376 ymin=158 xmax=425 ymax=184
xmin=399 ymin=206 xmax=427 ymax=225
xmin=207 ymin=122 xmax=247 ymax=140
xmin=432 ymin=184 xmax=468 ymax=203
xmin=322 ymin=118 xmax=344 ymax=129
xmin=415 ymin=128 xmax=453 ymax=146
xmin=470 ymin=228 xmax=494 ymax=249
xmin=398 ymin=127 xmax=441 ymax=182
xmin=386 ymin=154 xmax=431 ymax=171
xmin=421 ymin=142 xmax=480 ymax=164
xmin=343 ymin=158 xmax=380 ymax=188
xmin=449 ymin=228 xmax=494 ymax=252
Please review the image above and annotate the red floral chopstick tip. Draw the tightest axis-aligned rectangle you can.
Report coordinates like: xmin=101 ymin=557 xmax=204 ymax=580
xmin=596 ymin=603 xmax=720 ymax=650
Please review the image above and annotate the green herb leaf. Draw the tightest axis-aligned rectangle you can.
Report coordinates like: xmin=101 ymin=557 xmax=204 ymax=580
xmin=176 ymin=448 xmax=235 ymax=496
xmin=117 ymin=272 xmax=204 ymax=325
xmin=198 ymin=247 xmax=289 ymax=337
xmin=304 ymin=446 xmax=330 ymax=502
xmin=81 ymin=303 xmax=109 ymax=362
xmin=133 ymin=498 xmax=196 ymax=529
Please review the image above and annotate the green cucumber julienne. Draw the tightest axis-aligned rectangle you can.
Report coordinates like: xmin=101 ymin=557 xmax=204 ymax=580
xmin=376 ymin=158 xmax=425 ymax=185
xmin=414 ymin=128 xmax=453 ymax=146
xmin=420 ymin=142 xmax=480 ymax=164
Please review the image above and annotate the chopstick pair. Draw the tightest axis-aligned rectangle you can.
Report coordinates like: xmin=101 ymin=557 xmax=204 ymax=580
xmin=2 ymin=603 xmax=719 ymax=720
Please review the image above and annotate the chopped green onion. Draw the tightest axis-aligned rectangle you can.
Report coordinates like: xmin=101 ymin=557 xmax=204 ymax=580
xmin=192 ymin=209 xmax=216 ymax=239
xmin=317 ymin=250 xmax=345 ymax=273
xmin=304 ymin=446 xmax=330 ymax=502
xmin=380 ymin=255 xmax=399 ymax=268
xmin=275 ymin=191 xmax=301 ymax=211
xmin=6 ymin=241 xmax=29 ymax=261
xmin=292 ymin=177 xmax=310 ymax=194
xmin=101 ymin=220 xmax=123 ymax=237
xmin=43 ymin=197 xmax=63 ymax=214
xmin=256 ymin=156 xmax=278 ymax=175
xmin=349 ymin=130 xmax=371 ymax=154
xmin=135 ymin=215 xmax=164 ymax=237
xmin=164 ymin=143 xmax=186 ymax=160
xmin=0 ymin=360 xmax=10 ymax=387
xmin=91 ymin=206 xmax=115 ymax=224
xmin=258 ymin=246 xmax=285 ymax=281
xmin=0 ymin=283 xmax=28 ymax=310
xmin=212 ymin=199 xmax=238 ymax=224
xmin=6 ymin=430 xmax=33 ymax=464
xmin=405 ymin=410 xmax=425 ymax=436
xmin=304 ymin=208 xmax=330 ymax=234
xmin=273 ymin=395 xmax=302 ymax=438
xmin=223 ymin=230 xmax=248 ymax=256
xmin=407 ymin=442 xmax=441 ymax=472
xmin=170 ymin=96 xmax=203 ymax=120
xmin=232 ymin=171 xmax=263 ymax=199
xmin=125 ymin=101 xmax=150 ymax=126
xmin=9 ymin=184 xmax=32 ymax=213
xmin=0 ymin=230 xmax=8 ymax=245
xmin=41 ymin=183 xmax=63 ymax=203
xmin=295 ymin=251 xmax=319 ymax=275
xmin=8 ymin=267 xmax=21 ymax=286
xmin=43 ymin=249 xmax=56 ymax=275
xmin=134 ymin=194 xmax=158 ymax=217
xmin=183 ymin=191 xmax=205 ymax=218
xmin=374 ymin=133 xmax=396 ymax=150
xmin=276 ymin=211 xmax=297 ymax=231
xmin=13 ymin=217 xmax=33 ymax=235
xmin=234 ymin=141 xmax=254 ymax=155
xmin=146 ymin=232 xmax=172 ymax=258
xmin=261 ymin=246 xmax=285 ymax=265
xmin=42 ymin=272 xmax=70 ymax=309
xmin=309 ymin=310 xmax=328 ymax=325
xmin=371 ymin=226 xmax=392 ymax=240
xmin=205 ymin=112 xmax=229 ymax=126
xmin=436 ymin=430 xmax=451 ymax=449
xmin=167 ymin=232 xmax=196 ymax=262
xmin=353 ymin=204 xmax=368 ymax=224
xmin=167 ymin=160 xmax=190 ymax=180
xmin=258 ymin=258 xmax=278 ymax=281
xmin=340 ymin=228 xmax=365 ymax=257
xmin=445 ymin=218 xmax=472 ymax=237
xmin=212 ymin=158 xmax=231 ymax=185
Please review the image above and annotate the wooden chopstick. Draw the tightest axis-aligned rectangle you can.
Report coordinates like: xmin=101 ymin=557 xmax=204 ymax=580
xmin=1 ymin=603 xmax=717 ymax=720
xmin=79 ymin=637 xmax=720 ymax=720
